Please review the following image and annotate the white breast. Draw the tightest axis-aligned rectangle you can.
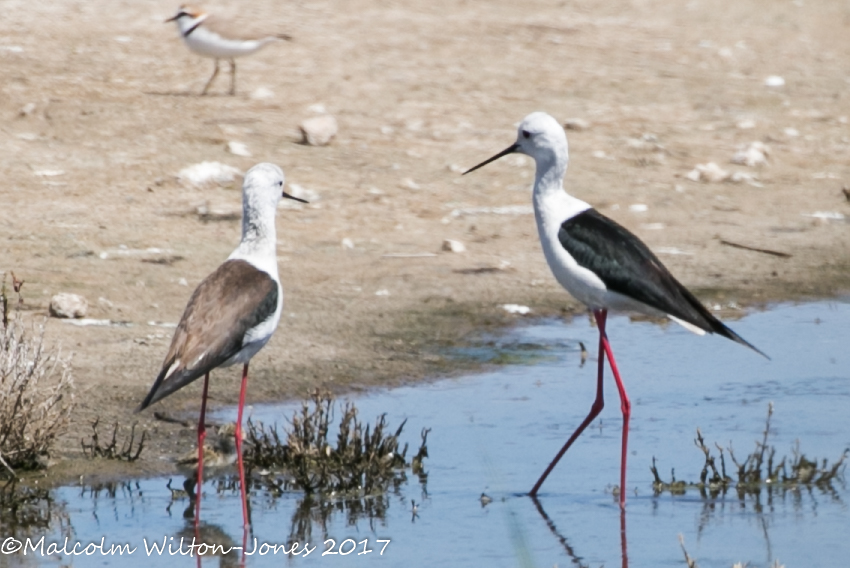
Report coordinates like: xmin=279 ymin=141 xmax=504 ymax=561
xmin=533 ymin=190 xmax=604 ymax=305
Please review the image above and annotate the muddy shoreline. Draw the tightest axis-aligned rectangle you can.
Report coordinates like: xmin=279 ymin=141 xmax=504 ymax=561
xmin=3 ymin=0 xmax=850 ymax=487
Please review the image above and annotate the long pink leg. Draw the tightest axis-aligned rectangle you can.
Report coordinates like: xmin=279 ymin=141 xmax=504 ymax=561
xmin=235 ymin=363 xmax=250 ymax=527
xmin=530 ymin=309 xmax=608 ymax=497
xmin=599 ymin=322 xmax=630 ymax=507
xmin=195 ymin=373 xmax=210 ymax=525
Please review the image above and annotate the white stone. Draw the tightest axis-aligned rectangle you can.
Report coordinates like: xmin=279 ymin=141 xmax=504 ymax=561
xmin=178 ymin=161 xmax=241 ymax=188
xmin=502 ymin=304 xmax=531 ymax=315
xmin=629 ymin=204 xmax=648 ymax=212
xmin=804 ymin=211 xmax=845 ymax=220
xmin=250 ymin=87 xmax=275 ymax=100
xmin=784 ymin=127 xmax=800 ymax=137
xmin=564 ymin=118 xmax=591 ymax=131
xmin=375 ymin=289 xmax=390 ymax=296
xmin=400 ymin=178 xmax=420 ymax=190
xmin=341 ymin=238 xmax=354 ymax=249
xmin=686 ymin=162 xmax=730 ymax=183
xmin=765 ymin=75 xmax=785 ymax=87
xmin=299 ymin=115 xmax=338 ymax=146
xmin=731 ymin=141 xmax=769 ymax=167
xmin=19 ymin=102 xmax=36 ymax=117
xmin=49 ymin=293 xmax=88 ymax=319
xmin=227 ymin=141 xmax=251 ymax=157
xmin=442 ymin=239 xmax=466 ymax=253
xmin=736 ymin=119 xmax=756 ymax=129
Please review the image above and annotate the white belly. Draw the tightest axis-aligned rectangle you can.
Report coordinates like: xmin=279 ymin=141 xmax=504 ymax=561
xmin=223 ymin=282 xmax=283 ymax=367
xmin=183 ymin=29 xmax=270 ymax=59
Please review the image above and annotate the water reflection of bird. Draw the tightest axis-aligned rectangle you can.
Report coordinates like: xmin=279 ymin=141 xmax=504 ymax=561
xmin=465 ymin=112 xmax=766 ymax=507
xmin=136 ymin=163 xmax=307 ymax=527
xmin=167 ymin=478 xmax=189 ymax=500
xmin=578 ymin=341 xmax=588 ymax=367
xmin=176 ymin=423 xmax=242 ymax=470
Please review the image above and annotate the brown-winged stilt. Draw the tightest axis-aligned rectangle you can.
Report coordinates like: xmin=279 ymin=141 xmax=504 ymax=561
xmin=136 ymin=162 xmax=306 ymax=526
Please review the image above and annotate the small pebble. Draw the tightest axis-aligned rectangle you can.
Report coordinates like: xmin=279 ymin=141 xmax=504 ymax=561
xmin=49 ymin=293 xmax=88 ymax=319
xmin=731 ymin=141 xmax=769 ymax=167
xmin=250 ymin=87 xmax=275 ymax=100
xmin=442 ymin=239 xmax=466 ymax=253
xmin=564 ymin=118 xmax=591 ymax=131
xmin=299 ymin=115 xmax=338 ymax=146
xmin=502 ymin=304 xmax=531 ymax=315
xmin=18 ymin=102 xmax=36 ymax=117
xmin=227 ymin=141 xmax=251 ymax=157
xmin=400 ymin=178 xmax=420 ymax=190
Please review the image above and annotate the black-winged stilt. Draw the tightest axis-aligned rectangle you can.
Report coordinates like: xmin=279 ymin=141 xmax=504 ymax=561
xmin=136 ymin=162 xmax=307 ymax=526
xmin=465 ymin=112 xmax=766 ymax=506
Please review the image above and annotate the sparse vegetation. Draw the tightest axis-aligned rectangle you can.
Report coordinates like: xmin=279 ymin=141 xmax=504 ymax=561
xmin=652 ymin=403 xmax=847 ymax=499
xmin=244 ymin=390 xmax=429 ymax=496
xmin=80 ymin=418 xmax=146 ymax=461
xmin=0 ymin=273 xmax=74 ymax=474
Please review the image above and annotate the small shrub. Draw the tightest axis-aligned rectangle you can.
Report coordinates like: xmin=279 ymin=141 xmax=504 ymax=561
xmin=244 ymin=390 xmax=429 ymax=496
xmin=0 ymin=273 xmax=74 ymax=474
xmin=652 ymin=403 xmax=847 ymax=499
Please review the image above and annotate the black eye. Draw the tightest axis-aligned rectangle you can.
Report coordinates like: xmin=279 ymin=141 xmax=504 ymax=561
xmin=278 ymin=181 xmax=283 ymax=187
xmin=522 ymin=130 xmax=531 ymax=139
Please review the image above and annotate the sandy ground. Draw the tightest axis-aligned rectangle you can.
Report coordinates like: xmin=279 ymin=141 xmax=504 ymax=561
xmin=2 ymin=0 xmax=850 ymax=481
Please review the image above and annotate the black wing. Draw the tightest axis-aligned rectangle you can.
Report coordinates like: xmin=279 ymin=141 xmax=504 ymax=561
xmin=558 ymin=209 xmax=766 ymax=357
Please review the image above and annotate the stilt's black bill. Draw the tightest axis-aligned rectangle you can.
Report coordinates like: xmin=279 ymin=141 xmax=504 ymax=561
xmin=282 ymin=190 xmax=309 ymax=204
xmin=463 ymin=144 xmax=519 ymax=175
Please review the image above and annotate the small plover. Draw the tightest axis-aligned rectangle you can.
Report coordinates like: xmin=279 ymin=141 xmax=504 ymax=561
xmin=166 ymin=5 xmax=292 ymax=95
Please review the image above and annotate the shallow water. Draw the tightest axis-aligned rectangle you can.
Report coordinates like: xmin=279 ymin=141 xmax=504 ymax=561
xmin=11 ymin=301 xmax=850 ymax=567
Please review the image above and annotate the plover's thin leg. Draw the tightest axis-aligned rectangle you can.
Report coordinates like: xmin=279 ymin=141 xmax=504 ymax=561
xmin=202 ymin=59 xmax=220 ymax=95
xmin=229 ymin=59 xmax=237 ymax=96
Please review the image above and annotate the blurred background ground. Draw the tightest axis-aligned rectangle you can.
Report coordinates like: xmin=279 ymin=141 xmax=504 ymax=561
xmin=1 ymin=0 xmax=849 ymax=478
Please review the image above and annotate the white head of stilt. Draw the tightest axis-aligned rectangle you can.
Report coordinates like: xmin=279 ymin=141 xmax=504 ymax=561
xmin=513 ymin=112 xmax=570 ymax=197
xmin=231 ymin=163 xmax=284 ymax=266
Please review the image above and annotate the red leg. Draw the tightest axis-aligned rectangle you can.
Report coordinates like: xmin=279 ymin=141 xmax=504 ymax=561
xmin=620 ymin=507 xmax=629 ymax=568
xmin=235 ymin=363 xmax=250 ymax=528
xmin=600 ymin=320 xmax=630 ymax=507
xmin=529 ymin=309 xmax=608 ymax=497
xmin=195 ymin=373 xmax=210 ymax=525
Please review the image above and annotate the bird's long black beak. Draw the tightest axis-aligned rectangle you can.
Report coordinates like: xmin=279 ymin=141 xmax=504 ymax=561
xmin=164 ymin=14 xmax=179 ymax=22
xmin=463 ymin=144 xmax=519 ymax=175
xmin=282 ymin=190 xmax=309 ymax=204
